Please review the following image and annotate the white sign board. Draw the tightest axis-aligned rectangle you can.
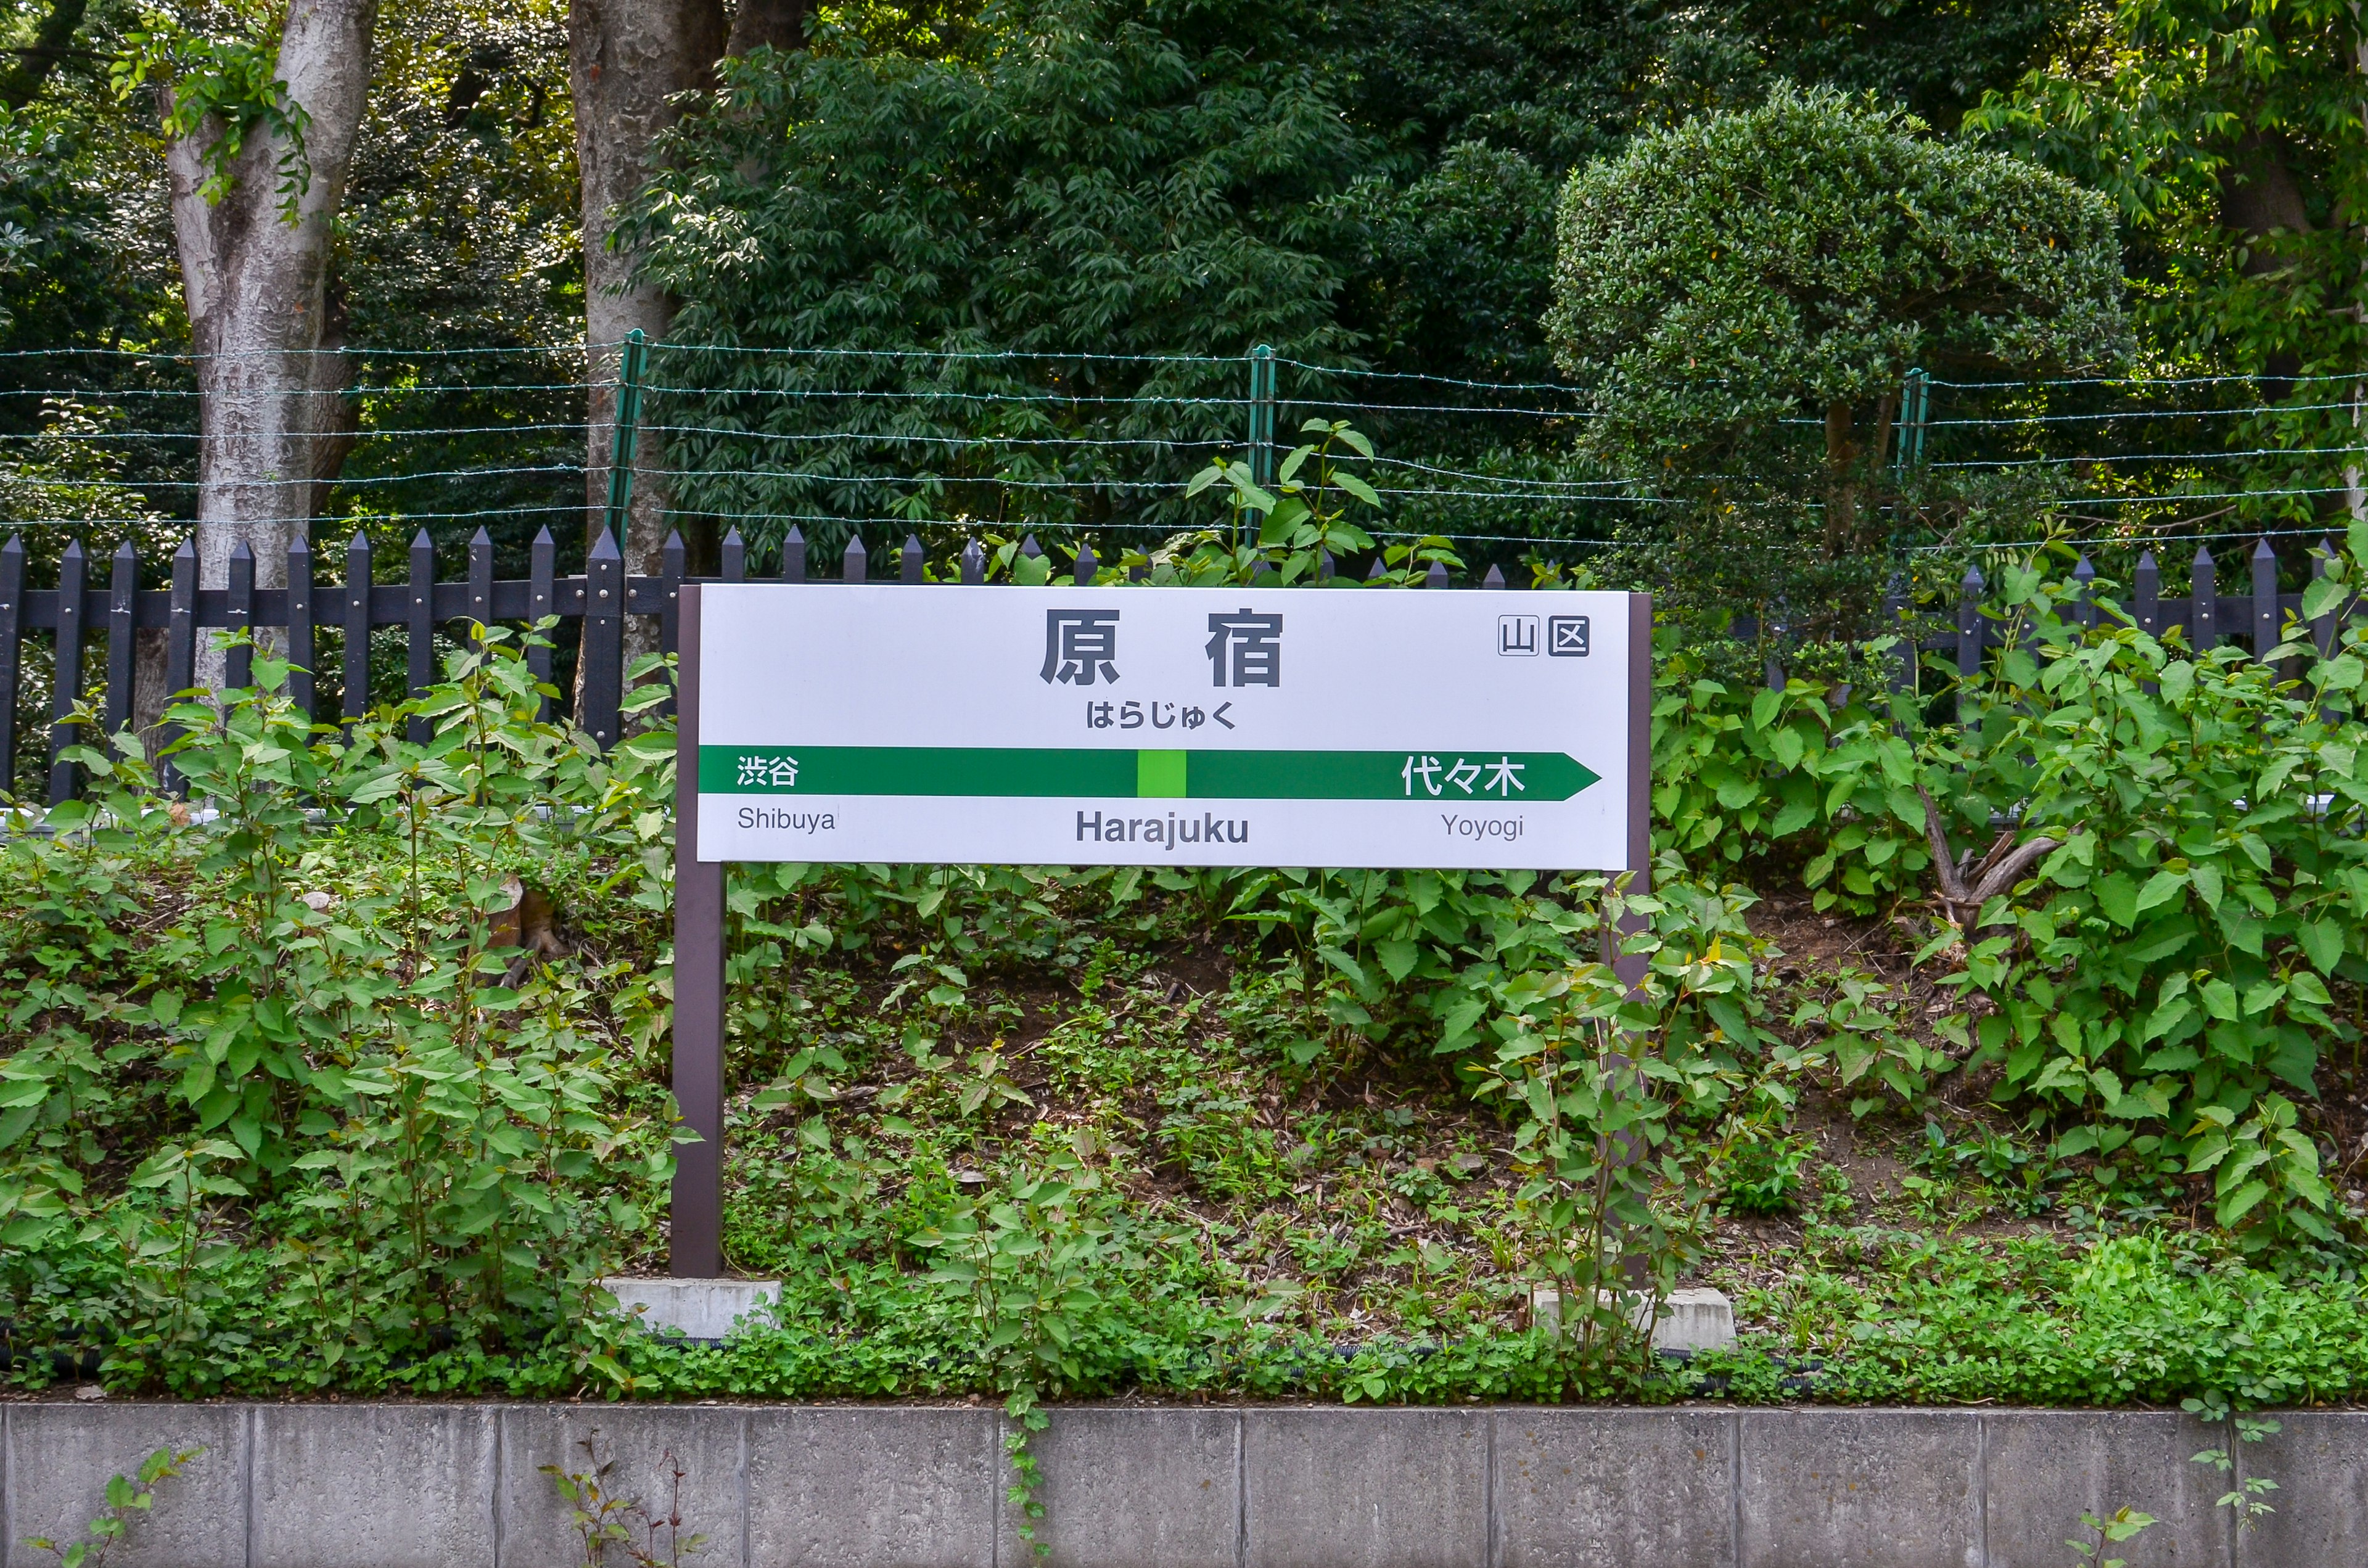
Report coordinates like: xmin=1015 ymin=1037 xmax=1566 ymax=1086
xmin=683 ymin=583 xmax=1645 ymax=871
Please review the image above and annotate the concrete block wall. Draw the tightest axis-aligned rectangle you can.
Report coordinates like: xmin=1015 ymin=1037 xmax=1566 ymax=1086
xmin=3 ymin=1402 xmax=2358 ymax=1567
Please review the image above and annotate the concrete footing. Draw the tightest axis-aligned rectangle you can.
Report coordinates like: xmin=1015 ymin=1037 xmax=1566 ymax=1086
xmin=598 ymin=1276 xmax=780 ymax=1340
xmin=5 ymin=1401 xmax=2358 ymax=1567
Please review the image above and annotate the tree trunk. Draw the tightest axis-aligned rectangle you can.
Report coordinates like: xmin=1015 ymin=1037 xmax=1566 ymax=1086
xmin=164 ymin=0 xmax=378 ymax=690
xmin=570 ymin=0 xmax=725 ymax=689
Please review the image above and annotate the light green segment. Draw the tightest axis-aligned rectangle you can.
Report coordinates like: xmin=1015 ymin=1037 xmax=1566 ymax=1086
xmin=1137 ymin=750 xmax=1188 ymax=798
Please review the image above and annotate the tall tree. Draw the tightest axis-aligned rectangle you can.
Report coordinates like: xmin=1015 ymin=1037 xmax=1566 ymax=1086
xmin=1969 ymin=0 xmax=2368 ymax=520
xmin=125 ymin=0 xmax=379 ymax=683
xmin=567 ymin=0 xmax=722 ymax=602
xmin=1548 ymin=86 xmax=2129 ymax=634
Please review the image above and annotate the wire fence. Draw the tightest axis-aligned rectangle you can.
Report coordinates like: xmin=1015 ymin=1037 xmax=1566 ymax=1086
xmin=0 ymin=338 xmax=2358 ymax=581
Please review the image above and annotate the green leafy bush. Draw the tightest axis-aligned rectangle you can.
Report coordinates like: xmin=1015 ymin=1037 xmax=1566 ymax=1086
xmin=0 ymin=631 xmax=678 ymax=1391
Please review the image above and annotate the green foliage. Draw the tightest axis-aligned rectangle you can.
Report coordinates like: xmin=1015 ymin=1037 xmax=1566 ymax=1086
xmin=113 ymin=9 xmax=310 ymax=215
xmin=1970 ymin=0 xmax=2368 ymax=499
xmin=23 ymin=1445 xmax=203 ymax=1568
xmin=1548 ymin=83 xmax=2128 ymax=634
xmin=0 ymin=629 xmax=678 ymax=1392
xmin=2067 ymin=1505 xmax=2155 ymax=1568
xmin=625 ymin=0 xmax=1368 ymax=559
xmin=541 ymin=1434 xmax=709 ymax=1568
xmin=1922 ymin=558 xmax=2368 ymax=1247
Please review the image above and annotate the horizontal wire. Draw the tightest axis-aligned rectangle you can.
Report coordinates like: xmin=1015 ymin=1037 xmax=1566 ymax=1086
xmin=648 ymin=424 xmax=1229 ymax=451
xmin=1 ymin=464 xmax=584 ymax=490
xmin=0 ymin=343 xmax=602 ymax=361
xmin=1930 ymin=443 xmax=2368 ymax=470
xmin=0 ymin=382 xmax=597 ymax=398
xmin=1928 ymin=369 xmax=2367 ymax=391
xmin=1272 ymin=358 xmax=1580 ymax=395
xmin=2049 ymin=485 xmax=2351 ymax=505
xmin=643 ymin=382 xmax=1243 ymax=407
xmin=649 ymin=341 xmax=1238 ymax=366
xmin=1907 ymin=524 xmax=2346 ymax=553
xmin=1923 ymin=400 xmax=2362 ymax=426
xmin=0 ymin=422 xmax=590 ymax=443
xmin=1368 ymin=455 xmax=1637 ymax=489
xmin=0 ymin=504 xmax=586 ymax=532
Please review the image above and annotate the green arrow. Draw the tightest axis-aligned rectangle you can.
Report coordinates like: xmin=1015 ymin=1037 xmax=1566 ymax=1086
xmin=700 ymin=746 xmax=1600 ymax=802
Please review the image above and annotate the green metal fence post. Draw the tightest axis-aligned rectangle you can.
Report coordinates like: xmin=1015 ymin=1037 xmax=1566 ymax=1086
xmin=1244 ymin=343 xmax=1276 ymax=548
xmin=1894 ymin=366 xmax=1930 ymax=476
xmin=604 ymin=327 xmax=649 ymax=545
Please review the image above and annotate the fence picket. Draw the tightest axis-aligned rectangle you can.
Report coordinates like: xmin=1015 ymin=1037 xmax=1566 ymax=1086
xmin=224 ymin=541 xmax=254 ymax=692
xmin=528 ymin=524 xmax=555 ymax=718
xmin=406 ymin=529 xmax=434 ymax=741
xmin=160 ymin=538 xmax=194 ymax=792
xmin=2135 ymin=550 xmax=2160 ymax=638
xmin=842 ymin=533 xmax=868 ymax=583
xmin=288 ymin=535 xmax=315 ymax=721
xmin=0 ymin=534 xmax=21 ymax=791
xmin=467 ymin=528 xmax=493 ymax=648
xmin=2192 ymin=545 xmax=2218 ymax=649
xmin=780 ymin=525 xmax=805 ymax=583
xmin=2251 ymin=538 xmax=2279 ymax=656
xmin=343 ymin=530 xmax=372 ymax=727
xmin=1955 ymin=565 xmax=1982 ymax=728
xmin=47 ymin=540 xmax=86 ymax=803
xmin=581 ymin=527 xmax=623 ymax=747
xmin=903 ymin=533 xmax=924 ymax=585
xmin=105 ymin=542 xmax=135 ymax=739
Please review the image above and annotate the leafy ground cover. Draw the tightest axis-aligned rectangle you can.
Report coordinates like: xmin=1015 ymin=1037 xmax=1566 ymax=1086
xmin=6 ymin=533 xmax=2368 ymax=1411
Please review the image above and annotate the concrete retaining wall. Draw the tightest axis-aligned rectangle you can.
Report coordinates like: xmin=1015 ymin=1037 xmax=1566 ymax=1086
xmin=4 ymin=1402 xmax=2359 ymax=1567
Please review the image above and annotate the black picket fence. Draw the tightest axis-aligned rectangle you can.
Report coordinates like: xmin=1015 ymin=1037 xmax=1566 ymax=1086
xmin=0 ymin=525 xmax=2351 ymax=807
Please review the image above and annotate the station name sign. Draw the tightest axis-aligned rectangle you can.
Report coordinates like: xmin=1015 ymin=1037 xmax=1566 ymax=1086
xmin=684 ymin=583 xmax=1645 ymax=871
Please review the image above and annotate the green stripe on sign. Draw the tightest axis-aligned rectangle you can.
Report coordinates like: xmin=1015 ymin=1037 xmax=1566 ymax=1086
xmin=700 ymin=746 xmax=1599 ymax=802
xmin=1138 ymin=750 xmax=1187 ymax=798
